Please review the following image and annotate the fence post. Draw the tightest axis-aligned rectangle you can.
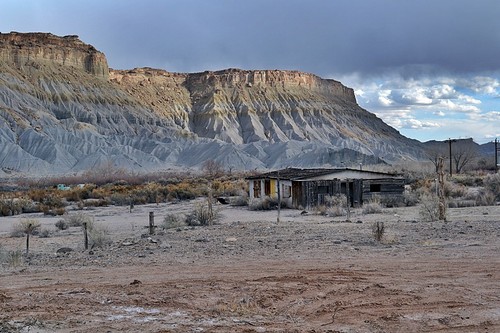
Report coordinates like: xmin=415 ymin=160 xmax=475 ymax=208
xmin=83 ymin=222 xmax=88 ymax=250
xmin=149 ymin=212 xmax=155 ymax=235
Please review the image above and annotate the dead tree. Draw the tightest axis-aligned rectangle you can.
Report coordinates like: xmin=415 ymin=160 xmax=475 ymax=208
xmin=437 ymin=157 xmax=447 ymax=221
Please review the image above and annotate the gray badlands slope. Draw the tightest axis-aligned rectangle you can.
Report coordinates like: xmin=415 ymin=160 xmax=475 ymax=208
xmin=0 ymin=32 xmax=426 ymax=175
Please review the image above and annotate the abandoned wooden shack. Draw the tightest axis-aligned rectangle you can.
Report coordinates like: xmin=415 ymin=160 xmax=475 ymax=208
xmin=247 ymin=167 xmax=405 ymax=209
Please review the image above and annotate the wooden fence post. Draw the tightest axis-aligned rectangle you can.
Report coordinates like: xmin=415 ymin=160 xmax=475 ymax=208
xmin=149 ymin=212 xmax=155 ymax=235
xmin=83 ymin=222 xmax=88 ymax=250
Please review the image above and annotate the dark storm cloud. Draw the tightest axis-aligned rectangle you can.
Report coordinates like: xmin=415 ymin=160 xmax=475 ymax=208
xmin=3 ymin=0 xmax=500 ymax=77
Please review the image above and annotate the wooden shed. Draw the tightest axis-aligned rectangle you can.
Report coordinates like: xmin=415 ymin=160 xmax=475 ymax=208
xmin=247 ymin=167 xmax=405 ymax=209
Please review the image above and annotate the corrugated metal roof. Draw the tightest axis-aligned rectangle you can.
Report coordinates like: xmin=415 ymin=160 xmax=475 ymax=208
xmin=246 ymin=167 xmax=400 ymax=181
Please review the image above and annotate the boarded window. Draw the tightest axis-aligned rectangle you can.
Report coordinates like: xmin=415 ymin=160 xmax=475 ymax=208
xmin=370 ymin=184 xmax=381 ymax=192
xmin=253 ymin=180 xmax=261 ymax=198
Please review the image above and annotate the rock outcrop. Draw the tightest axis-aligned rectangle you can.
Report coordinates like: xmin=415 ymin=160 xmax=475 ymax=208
xmin=0 ymin=32 xmax=108 ymax=78
xmin=0 ymin=32 xmax=426 ymax=175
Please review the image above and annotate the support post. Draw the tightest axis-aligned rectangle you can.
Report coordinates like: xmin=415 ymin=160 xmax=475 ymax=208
xmin=346 ymin=180 xmax=351 ymax=221
xmin=149 ymin=212 xmax=155 ymax=235
xmin=277 ymin=171 xmax=281 ymax=224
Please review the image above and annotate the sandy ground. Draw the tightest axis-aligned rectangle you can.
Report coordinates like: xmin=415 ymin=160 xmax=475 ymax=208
xmin=0 ymin=200 xmax=499 ymax=332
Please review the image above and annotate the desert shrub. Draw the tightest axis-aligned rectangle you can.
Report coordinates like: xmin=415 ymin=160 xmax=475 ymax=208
xmin=325 ymin=194 xmax=347 ymax=207
xmin=475 ymin=189 xmax=496 ymax=206
xmin=446 ymin=182 xmax=467 ymax=198
xmin=0 ymin=249 xmax=23 ymax=267
xmin=327 ymin=205 xmax=346 ymax=217
xmin=453 ymin=174 xmax=483 ymax=187
xmin=248 ymin=196 xmax=284 ymax=211
xmin=372 ymin=222 xmax=385 ymax=242
xmin=418 ymin=192 xmax=441 ymax=222
xmin=484 ymin=173 xmax=500 ymax=201
xmin=162 ymin=213 xmax=186 ymax=229
xmin=55 ymin=219 xmax=69 ymax=230
xmin=230 ymin=192 xmax=248 ymax=206
xmin=185 ymin=202 xmax=219 ymax=226
xmin=403 ymin=191 xmax=419 ymax=207
xmin=109 ymin=193 xmax=132 ymax=206
xmin=85 ymin=220 xmax=111 ymax=248
xmin=314 ymin=205 xmax=328 ymax=216
xmin=65 ymin=212 xmax=93 ymax=227
xmin=38 ymin=228 xmax=52 ymax=238
xmin=363 ymin=198 xmax=383 ymax=214
xmin=131 ymin=182 xmax=167 ymax=204
xmin=166 ymin=182 xmax=200 ymax=201
xmin=11 ymin=219 xmax=41 ymax=238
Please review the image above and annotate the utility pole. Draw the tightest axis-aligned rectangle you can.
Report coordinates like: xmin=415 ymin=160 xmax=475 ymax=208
xmin=495 ymin=138 xmax=499 ymax=173
xmin=446 ymin=138 xmax=457 ymax=177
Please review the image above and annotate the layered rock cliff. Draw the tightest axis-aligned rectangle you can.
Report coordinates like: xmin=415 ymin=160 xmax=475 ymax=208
xmin=0 ymin=32 xmax=425 ymax=175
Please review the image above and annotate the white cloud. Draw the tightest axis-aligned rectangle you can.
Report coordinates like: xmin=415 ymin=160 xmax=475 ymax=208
xmin=460 ymin=76 xmax=500 ymax=95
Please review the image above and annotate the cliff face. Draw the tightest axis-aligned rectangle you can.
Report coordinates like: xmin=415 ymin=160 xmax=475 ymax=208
xmin=0 ymin=32 xmax=108 ymax=78
xmin=0 ymin=32 xmax=425 ymax=175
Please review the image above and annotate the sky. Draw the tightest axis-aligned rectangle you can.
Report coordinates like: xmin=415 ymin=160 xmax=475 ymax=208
xmin=2 ymin=0 xmax=499 ymax=144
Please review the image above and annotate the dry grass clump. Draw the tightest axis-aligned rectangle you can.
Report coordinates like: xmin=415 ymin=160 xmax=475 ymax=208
xmin=418 ymin=192 xmax=441 ymax=222
xmin=186 ymin=201 xmax=220 ymax=226
xmin=64 ymin=212 xmax=93 ymax=227
xmin=84 ymin=219 xmax=111 ymax=248
xmin=483 ymin=173 xmax=500 ymax=201
xmin=363 ymin=196 xmax=383 ymax=214
xmin=162 ymin=213 xmax=186 ymax=229
xmin=248 ymin=196 xmax=283 ymax=211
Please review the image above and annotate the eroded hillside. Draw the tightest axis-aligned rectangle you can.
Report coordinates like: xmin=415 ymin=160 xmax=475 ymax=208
xmin=0 ymin=32 xmax=425 ymax=175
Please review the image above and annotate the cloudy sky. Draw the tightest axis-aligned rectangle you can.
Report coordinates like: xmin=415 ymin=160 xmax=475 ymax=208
xmin=2 ymin=0 xmax=499 ymax=143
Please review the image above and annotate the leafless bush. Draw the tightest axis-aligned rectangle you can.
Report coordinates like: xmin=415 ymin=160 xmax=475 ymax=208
xmin=363 ymin=201 xmax=383 ymax=214
xmin=85 ymin=220 xmax=111 ymax=248
xmin=418 ymin=192 xmax=441 ymax=222
xmin=248 ymin=196 xmax=283 ymax=211
xmin=186 ymin=202 xmax=220 ymax=226
xmin=327 ymin=205 xmax=346 ymax=217
xmin=162 ymin=213 xmax=186 ymax=229
xmin=11 ymin=219 xmax=41 ymax=238
xmin=65 ymin=213 xmax=93 ymax=227
xmin=38 ymin=228 xmax=53 ymax=238
xmin=484 ymin=173 xmax=500 ymax=201
xmin=475 ymin=189 xmax=496 ymax=206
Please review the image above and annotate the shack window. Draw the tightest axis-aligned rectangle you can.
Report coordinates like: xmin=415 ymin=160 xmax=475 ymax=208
xmin=282 ymin=184 xmax=291 ymax=198
xmin=253 ymin=180 xmax=261 ymax=198
xmin=370 ymin=184 xmax=381 ymax=192
xmin=317 ymin=185 xmax=329 ymax=194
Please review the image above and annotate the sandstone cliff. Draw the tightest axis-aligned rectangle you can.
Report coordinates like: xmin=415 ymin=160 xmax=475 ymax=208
xmin=0 ymin=32 xmax=425 ymax=175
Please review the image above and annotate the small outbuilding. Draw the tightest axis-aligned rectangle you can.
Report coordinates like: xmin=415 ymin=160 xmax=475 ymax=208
xmin=246 ymin=167 xmax=405 ymax=209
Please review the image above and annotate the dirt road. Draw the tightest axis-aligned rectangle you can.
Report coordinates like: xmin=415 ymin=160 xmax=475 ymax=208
xmin=1 ymin=203 xmax=499 ymax=332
